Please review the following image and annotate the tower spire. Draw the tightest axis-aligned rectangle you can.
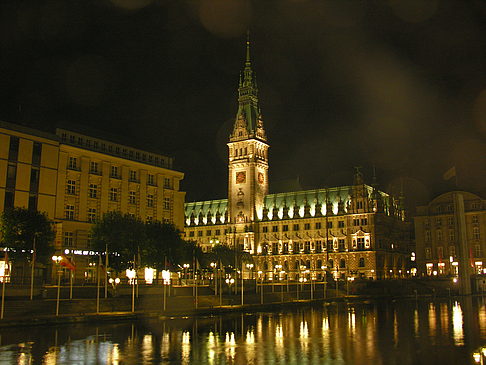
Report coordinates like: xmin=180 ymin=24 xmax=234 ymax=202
xmin=230 ymin=32 xmax=266 ymax=142
xmin=246 ymin=30 xmax=251 ymax=66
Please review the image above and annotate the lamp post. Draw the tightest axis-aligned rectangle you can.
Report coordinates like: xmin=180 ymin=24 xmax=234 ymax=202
xmin=225 ymin=277 xmax=234 ymax=305
xmin=51 ymin=255 xmax=62 ymax=316
xmin=275 ymin=265 xmax=282 ymax=296
xmin=210 ymin=262 xmax=217 ymax=295
xmin=322 ymin=265 xmax=327 ymax=299
xmin=161 ymin=270 xmax=170 ymax=311
xmin=108 ymin=277 xmax=120 ymax=297
xmin=30 ymin=235 xmax=36 ymax=300
xmin=126 ymin=264 xmax=136 ymax=313
xmin=258 ymin=270 xmax=263 ymax=304
xmin=183 ymin=264 xmax=190 ymax=286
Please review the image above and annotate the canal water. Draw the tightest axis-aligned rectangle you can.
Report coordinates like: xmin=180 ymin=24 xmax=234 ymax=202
xmin=1 ymin=297 xmax=485 ymax=364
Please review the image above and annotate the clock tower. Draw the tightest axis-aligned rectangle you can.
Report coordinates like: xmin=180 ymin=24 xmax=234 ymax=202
xmin=227 ymin=36 xmax=269 ymax=252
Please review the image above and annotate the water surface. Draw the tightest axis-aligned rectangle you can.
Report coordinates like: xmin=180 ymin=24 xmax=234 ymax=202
xmin=1 ymin=297 xmax=485 ymax=364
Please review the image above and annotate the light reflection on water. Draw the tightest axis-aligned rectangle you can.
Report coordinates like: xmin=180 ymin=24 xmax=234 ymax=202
xmin=1 ymin=297 xmax=485 ymax=364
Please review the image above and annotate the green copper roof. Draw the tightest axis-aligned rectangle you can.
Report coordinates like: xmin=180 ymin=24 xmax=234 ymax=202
xmin=185 ymin=199 xmax=228 ymax=226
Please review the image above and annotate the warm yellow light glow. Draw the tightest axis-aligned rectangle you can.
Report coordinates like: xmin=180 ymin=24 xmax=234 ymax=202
xmin=162 ymin=270 xmax=171 ymax=285
xmin=144 ymin=267 xmax=156 ymax=284
xmin=126 ymin=268 xmax=136 ymax=282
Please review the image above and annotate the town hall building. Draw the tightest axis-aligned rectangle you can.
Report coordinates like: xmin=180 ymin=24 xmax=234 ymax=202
xmin=184 ymin=39 xmax=412 ymax=281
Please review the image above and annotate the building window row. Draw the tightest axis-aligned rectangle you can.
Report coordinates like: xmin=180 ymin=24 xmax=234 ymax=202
xmin=60 ymin=130 xmax=171 ymax=169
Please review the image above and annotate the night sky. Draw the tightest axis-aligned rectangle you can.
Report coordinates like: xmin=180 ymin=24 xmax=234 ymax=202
xmin=1 ymin=0 xmax=485 ymax=213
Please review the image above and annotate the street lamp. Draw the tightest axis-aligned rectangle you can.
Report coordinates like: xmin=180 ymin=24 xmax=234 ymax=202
xmin=225 ymin=277 xmax=235 ymax=305
xmin=210 ymin=262 xmax=217 ymax=295
xmin=51 ymin=255 xmax=62 ymax=316
xmin=258 ymin=270 xmax=263 ymax=304
xmin=108 ymin=277 xmax=120 ymax=297
xmin=183 ymin=264 xmax=190 ymax=286
xmin=161 ymin=270 xmax=171 ymax=311
xmin=246 ymin=263 xmax=254 ymax=279
xmin=322 ymin=265 xmax=327 ymax=299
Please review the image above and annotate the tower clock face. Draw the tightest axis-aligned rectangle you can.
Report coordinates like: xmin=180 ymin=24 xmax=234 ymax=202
xmin=236 ymin=171 xmax=246 ymax=184
xmin=258 ymin=172 xmax=264 ymax=184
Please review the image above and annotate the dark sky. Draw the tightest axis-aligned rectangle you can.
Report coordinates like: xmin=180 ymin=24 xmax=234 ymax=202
xmin=1 ymin=0 xmax=485 ymax=212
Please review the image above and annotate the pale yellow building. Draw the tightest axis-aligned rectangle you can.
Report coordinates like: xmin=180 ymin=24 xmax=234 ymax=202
xmin=0 ymin=121 xmax=185 ymax=283
xmin=184 ymin=41 xmax=412 ymax=281
xmin=414 ymin=191 xmax=485 ymax=278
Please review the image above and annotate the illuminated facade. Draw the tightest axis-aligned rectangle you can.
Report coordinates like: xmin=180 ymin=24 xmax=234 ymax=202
xmin=0 ymin=121 xmax=185 ymax=282
xmin=184 ymin=41 xmax=412 ymax=280
xmin=414 ymin=191 xmax=485 ymax=277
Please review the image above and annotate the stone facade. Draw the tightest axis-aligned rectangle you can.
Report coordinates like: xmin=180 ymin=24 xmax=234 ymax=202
xmin=184 ymin=40 xmax=412 ymax=281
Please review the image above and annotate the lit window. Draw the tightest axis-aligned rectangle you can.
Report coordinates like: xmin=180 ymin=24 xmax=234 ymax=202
xmin=88 ymin=208 xmax=97 ymax=223
xmin=473 ymin=227 xmax=480 ymax=240
xmin=63 ymin=232 xmax=74 ymax=247
xmin=66 ymin=180 xmax=76 ymax=195
xmin=90 ymin=161 xmax=99 ymax=174
xmin=110 ymin=188 xmax=118 ymax=202
xmin=68 ymin=157 xmax=77 ymax=169
xmin=129 ymin=191 xmax=136 ymax=204
xmin=65 ymin=205 xmax=75 ymax=220
xmin=111 ymin=166 xmax=119 ymax=178
xmin=88 ymin=184 xmax=98 ymax=199
xmin=147 ymin=174 xmax=155 ymax=185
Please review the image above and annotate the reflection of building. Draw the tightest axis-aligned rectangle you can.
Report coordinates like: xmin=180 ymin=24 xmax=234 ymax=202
xmin=0 ymin=121 xmax=185 ymax=282
xmin=414 ymin=191 xmax=485 ymax=279
xmin=184 ymin=40 xmax=412 ymax=280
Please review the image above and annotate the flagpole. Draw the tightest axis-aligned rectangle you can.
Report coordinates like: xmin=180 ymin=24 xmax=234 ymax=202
xmin=69 ymin=252 xmax=75 ymax=299
xmin=96 ymin=253 xmax=101 ymax=313
xmin=30 ymin=236 xmax=36 ymax=300
xmin=1 ymin=250 xmax=8 ymax=319
xmin=104 ymin=244 xmax=108 ymax=299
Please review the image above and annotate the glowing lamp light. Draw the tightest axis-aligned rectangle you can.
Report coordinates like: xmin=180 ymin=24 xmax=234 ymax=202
xmin=145 ymin=267 xmax=156 ymax=284
xmin=453 ymin=277 xmax=458 ymax=283
xmin=473 ymin=353 xmax=481 ymax=363
xmin=162 ymin=270 xmax=171 ymax=285
xmin=126 ymin=269 xmax=136 ymax=283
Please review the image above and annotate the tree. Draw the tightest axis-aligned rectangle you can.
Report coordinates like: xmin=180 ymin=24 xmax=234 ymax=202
xmin=145 ymin=221 xmax=188 ymax=270
xmin=0 ymin=207 xmax=54 ymax=264
xmin=91 ymin=211 xmax=146 ymax=273
xmin=210 ymin=244 xmax=254 ymax=269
